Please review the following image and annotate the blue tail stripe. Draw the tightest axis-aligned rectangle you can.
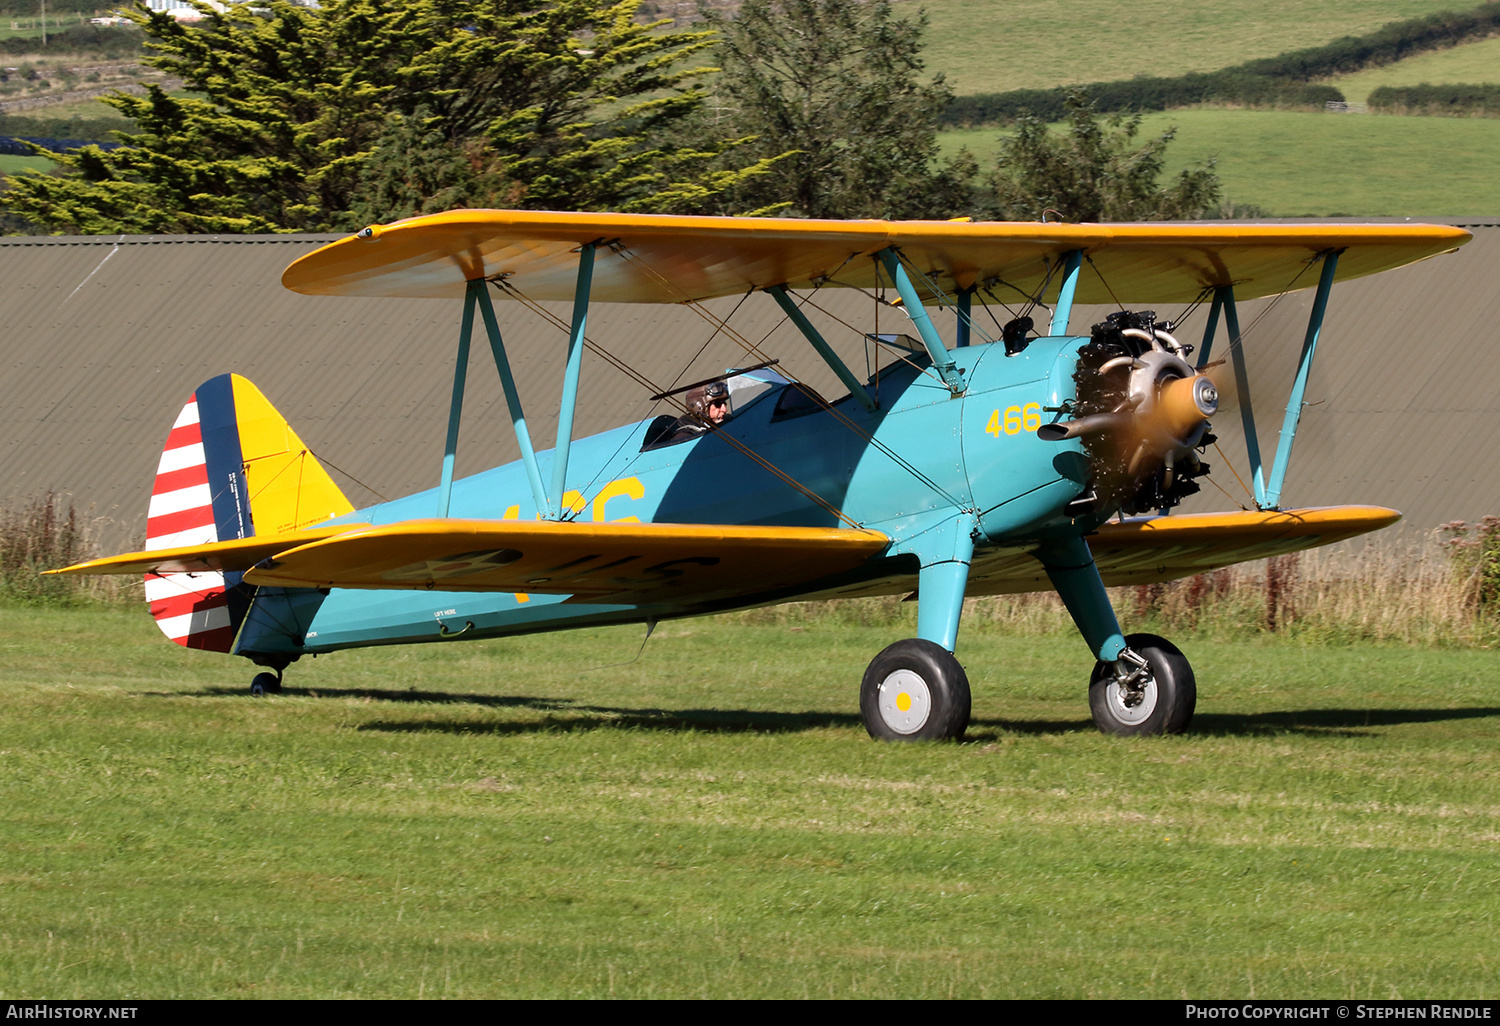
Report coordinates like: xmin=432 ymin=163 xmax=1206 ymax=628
xmin=195 ymin=373 xmax=254 ymax=543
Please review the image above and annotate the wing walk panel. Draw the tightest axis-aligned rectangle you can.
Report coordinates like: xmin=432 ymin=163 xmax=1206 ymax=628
xmin=282 ymin=209 xmax=1471 ymax=307
xmin=240 ymin=519 xmax=891 ymax=605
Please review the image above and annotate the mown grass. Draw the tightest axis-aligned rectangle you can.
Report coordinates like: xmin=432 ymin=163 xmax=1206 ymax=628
xmin=941 ymin=106 xmax=1500 ymax=216
xmin=1 ymin=599 xmax=1497 ymax=998
xmin=0 ymin=154 xmax=51 ymax=173
xmin=918 ymin=0 xmax=1467 ymax=96
xmin=1332 ymin=34 xmax=1500 ymax=103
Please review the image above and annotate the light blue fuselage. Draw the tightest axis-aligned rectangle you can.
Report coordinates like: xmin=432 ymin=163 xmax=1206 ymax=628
xmin=234 ymin=336 xmax=1095 ymax=660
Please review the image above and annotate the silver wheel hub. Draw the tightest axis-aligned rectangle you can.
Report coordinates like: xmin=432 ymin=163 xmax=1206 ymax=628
xmin=877 ymin=670 xmax=932 ymax=735
xmin=1107 ymin=670 xmax=1158 ymax=725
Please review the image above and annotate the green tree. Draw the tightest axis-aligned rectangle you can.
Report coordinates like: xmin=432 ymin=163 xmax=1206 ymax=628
xmin=695 ymin=0 xmax=974 ymax=220
xmin=4 ymin=0 xmax=775 ymax=234
xmin=988 ymin=91 xmax=1221 ymax=222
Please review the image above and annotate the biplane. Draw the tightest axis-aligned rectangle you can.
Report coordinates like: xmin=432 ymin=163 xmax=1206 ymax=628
xmin=54 ymin=211 xmax=1471 ymax=740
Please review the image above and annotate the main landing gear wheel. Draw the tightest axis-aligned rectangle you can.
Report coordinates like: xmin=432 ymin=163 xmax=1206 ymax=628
xmin=249 ymin=671 xmax=282 ymax=697
xmin=860 ymin=639 xmax=971 ymax=742
xmin=1088 ymin=632 xmax=1195 ymax=736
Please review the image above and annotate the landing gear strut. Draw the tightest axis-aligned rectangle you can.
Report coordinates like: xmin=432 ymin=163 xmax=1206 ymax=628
xmin=1088 ymin=633 xmax=1196 ymax=735
xmin=860 ymin=639 xmax=971 ymax=741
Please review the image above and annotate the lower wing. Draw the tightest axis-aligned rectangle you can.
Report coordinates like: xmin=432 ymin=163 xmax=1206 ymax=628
xmin=963 ymin=506 xmax=1399 ymax=596
xmin=55 ymin=519 xmax=893 ymax=607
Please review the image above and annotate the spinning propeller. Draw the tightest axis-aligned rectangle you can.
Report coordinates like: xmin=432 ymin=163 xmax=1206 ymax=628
xmin=1038 ymin=314 xmax=1224 ymax=515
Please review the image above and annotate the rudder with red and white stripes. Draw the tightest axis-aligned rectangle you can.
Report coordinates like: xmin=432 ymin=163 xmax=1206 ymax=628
xmin=144 ymin=375 xmax=252 ymax=651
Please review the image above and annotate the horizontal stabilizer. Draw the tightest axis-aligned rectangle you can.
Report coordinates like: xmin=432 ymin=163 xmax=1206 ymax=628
xmin=241 ymin=518 xmax=891 ymax=605
xmin=49 ymin=524 xmax=362 ymax=577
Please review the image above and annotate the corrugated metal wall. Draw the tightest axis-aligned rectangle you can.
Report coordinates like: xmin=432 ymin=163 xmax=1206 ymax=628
xmin=1 ymin=222 xmax=1494 ymax=551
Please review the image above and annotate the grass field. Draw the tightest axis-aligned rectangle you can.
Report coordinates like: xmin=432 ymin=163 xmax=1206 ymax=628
xmin=917 ymin=0 xmax=1470 ymax=96
xmin=2 ymin=601 xmax=1498 ymax=998
xmin=941 ymin=108 xmax=1500 ymax=216
xmin=0 ymin=154 xmax=51 ymax=173
xmin=1332 ymin=35 xmax=1500 ymax=103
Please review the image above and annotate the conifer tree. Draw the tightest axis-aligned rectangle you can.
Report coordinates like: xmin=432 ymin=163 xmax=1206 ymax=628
xmin=695 ymin=0 xmax=974 ymax=220
xmin=988 ymin=92 xmax=1221 ymax=222
xmin=4 ymin=0 xmax=775 ymax=233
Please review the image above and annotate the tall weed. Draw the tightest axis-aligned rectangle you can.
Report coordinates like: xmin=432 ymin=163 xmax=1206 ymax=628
xmin=0 ymin=494 xmax=135 ymax=606
xmin=6 ymin=496 xmax=1497 ymax=645
xmin=725 ymin=528 xmax=1500 ymax=648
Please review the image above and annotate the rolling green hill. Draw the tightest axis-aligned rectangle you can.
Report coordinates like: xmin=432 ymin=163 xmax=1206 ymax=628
xmin=916 ymin=0 xmax=1474 ymax=95
xmin=942 ymin=108 xmax=1500 ymax=217
xmin=1333 ymin=34 xmax=1500 ymax=102
xmin=928 ymin=1 xmax=1500 ymax=216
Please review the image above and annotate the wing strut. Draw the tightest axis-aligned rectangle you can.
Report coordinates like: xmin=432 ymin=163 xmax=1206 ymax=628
xmin=437 ymin=281 xmax=477 ymax=517
xmin=1048 ymin=249 xmax=1084 ymax=336
xmin=1211 ymin=284 xmax=1269 ymax=508
xmin=765 ymin=285 xmax=877 ymax=411
xmin=474 ymin=281 xmax=548 ymax=515
xmin=875 ymin=249 xmax=966 ymax=396
xmin=1196 ymin=250 xmax=1343 ymax=511
xmin=1264 ymin=251 xmax=1341 ymax=509
xmin=955 ymin=286 xmax=975 ymax=347
xmin=550 ymin=243 xmax=596 ymax=516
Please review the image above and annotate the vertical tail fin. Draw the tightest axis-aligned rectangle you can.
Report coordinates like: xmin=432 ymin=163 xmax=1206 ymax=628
xmin=144 ymin=374 xmax=353 ymax=651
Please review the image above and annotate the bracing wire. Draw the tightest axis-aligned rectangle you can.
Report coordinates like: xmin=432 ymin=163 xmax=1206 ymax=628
xmin=491 ymin=279 xmax=867 ymax=529
xmin=610 ymin=246 xmax=969 ymax=510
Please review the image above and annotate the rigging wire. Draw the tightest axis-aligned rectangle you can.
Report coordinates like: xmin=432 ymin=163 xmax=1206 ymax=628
xmin=795 ymin=290 xmax=946 ymax=385
xmin=1202 ymin=466 xmax=1252 ymax=512
xmin=1172 ymin=285 xmax=1216 ymax=330
xmin=1084 ymin=254 xmax=1128 ymax=313
xmin=613 ymin=246 xmax=968 ymax=509
xmin=1212 ymin=440 xmax=1256 ymax=507
xmin=491 ymin=279 xmax=866 ymax=529
xmin=308 ymin=450 xmax=390 ymax=504
xmin=889 ymin=251 xmax=999 ymax=348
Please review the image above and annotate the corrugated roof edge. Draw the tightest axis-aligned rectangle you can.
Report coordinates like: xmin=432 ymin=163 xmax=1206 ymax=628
xmin=0 ymin=219 xmax=1492 ymax=249
xmin=0 ymin=234 xmax=346 ymax=246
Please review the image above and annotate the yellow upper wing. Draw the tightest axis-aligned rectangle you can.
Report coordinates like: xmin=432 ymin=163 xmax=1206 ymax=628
xmin=281 ymin=209 xmax=1470 ymax=306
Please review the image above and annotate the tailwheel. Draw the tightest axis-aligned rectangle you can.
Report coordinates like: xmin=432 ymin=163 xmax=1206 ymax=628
xmin=249 ymin=671 xmax=282 ymax=697
xmin=860 ymin=639 xmax=971 ymax=742
xmin=1088 ymin=633 xmax=1195 ymax=736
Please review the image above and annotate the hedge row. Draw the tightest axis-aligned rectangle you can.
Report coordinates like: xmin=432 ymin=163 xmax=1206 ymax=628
xmin=0 ymin=114 xmax=133 ymax=140
xmin=0 ymin=0 xmax=104 ymax=15
xmin=0 ymin=135 xmax=119 ymax=156
xmin=1368 ymin=82 xmax=1500 ymax=114
xmin=945 ymin=78 xmax=1343 ymax=126
xmin=942 ymin=0 xmax=1500 ymax=125
xmin=0 ymin=24 xmax=144 ymax=57
xmin=1236 ymin=1 xmax=1500 ymax=79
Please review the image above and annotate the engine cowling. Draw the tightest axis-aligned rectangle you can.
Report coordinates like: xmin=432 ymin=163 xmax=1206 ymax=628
xmin=1040 ymin=311 xmax=1219 ymax=515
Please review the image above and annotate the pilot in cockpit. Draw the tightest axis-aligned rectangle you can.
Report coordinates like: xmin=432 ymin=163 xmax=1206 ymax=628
xmin=667 ymin=380 xmax=731 ymax=442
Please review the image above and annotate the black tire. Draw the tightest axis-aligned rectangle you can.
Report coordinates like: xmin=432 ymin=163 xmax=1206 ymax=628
xmin=250 ymin=671 xmax=282 ymax=697
xmin=1088 ymin=633 xmax=1195 ymax=736
xmin=860 ymin=639 xmax=971 ymax=742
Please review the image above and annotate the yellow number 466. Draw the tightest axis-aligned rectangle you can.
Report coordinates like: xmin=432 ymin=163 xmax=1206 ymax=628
xmin=986 ymin=402 xmax=1043 ymax=437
